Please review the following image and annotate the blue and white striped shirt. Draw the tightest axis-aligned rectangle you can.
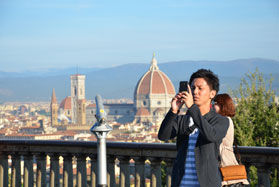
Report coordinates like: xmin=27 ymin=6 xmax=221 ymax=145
xmin=180 ymin=117 xmax=200 ymax=187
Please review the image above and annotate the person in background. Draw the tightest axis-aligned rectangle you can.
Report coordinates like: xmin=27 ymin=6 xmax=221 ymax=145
xmin=214 ymin=93 xmax=249 ymax=186
xmin=158 ymin=69 xmax=229 ymax=187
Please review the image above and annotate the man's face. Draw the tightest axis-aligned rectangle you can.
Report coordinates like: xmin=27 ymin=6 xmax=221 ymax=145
xmin=191 ymin=78 xmax=216 ymax=107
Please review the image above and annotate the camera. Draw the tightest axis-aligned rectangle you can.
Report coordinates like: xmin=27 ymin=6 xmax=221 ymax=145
xmin=179 ymin=81 xmax=189 ymax=92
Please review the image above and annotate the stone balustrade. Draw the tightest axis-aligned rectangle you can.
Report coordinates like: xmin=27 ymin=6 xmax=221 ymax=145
xmin=0 ymin=140 xmax=278 ymax=187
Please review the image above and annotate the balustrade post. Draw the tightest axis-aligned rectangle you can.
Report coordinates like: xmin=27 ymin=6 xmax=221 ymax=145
xmin=0 ymin=153 xmax=8 ymax=187
xmin=11 ymin=154 xmax=21 ymax=187
xmin=24 ymin=154 xmax=34 ymax=187
xmin=50 ymin=154 xmax=60 ymax=187
xmin=119 ymin=156 xmax=130 ymax=187
xmin=76 ymin=154 xmax=87 ymax=187
xmin=165 ymin=159 xmax=173 ymax=187
xmin=134 ymin=157 xmax=145 ymax=187
xmin=107 ymin=156 xmax=116 ymax=187
xmin=150 ymin=158 xmax=161 ymax=187
xmin=63 ymin=155 xmax=73 ymax=187
xmin=36 ymin=154 xmax=46 ymax=187
xmin=256 ymin=165 xmax=271 ymax=187
xmin=90 ymin=155 xmax=97 ymax=187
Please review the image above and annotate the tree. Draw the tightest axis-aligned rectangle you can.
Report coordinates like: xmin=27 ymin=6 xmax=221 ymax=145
xmin=232 ymin=69 xmax=279 ymax=186
xmin=232 ymin=69 xmax=279 ymax=147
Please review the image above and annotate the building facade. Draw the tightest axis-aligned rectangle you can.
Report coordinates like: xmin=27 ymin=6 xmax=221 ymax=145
xmin=54 ymin=54 xmax=175 ymax=126
xmin=70 ymin=74 xmax=86 ymax=125
xmin=86 ymin=54 xmax=175 ymax=126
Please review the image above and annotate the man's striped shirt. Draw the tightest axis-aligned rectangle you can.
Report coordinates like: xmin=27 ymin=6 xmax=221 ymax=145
xmin=180 ymin=117 xmax=200 ymax=187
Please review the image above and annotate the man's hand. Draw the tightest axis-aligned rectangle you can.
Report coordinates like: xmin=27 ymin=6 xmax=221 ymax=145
xmin=171 ymin=93 xmax=184 ymax=114
xmin=180 ymin=84 xmax=194 ymax=108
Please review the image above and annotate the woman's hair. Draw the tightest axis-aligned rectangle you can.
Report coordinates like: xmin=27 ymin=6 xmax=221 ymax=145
xmin=214 ymin=93 xmax=235 ymax=117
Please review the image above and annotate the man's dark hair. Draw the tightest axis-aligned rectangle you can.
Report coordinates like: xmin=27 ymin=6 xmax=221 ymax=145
xmin=189 ymin=69 xmax=219 ymax=93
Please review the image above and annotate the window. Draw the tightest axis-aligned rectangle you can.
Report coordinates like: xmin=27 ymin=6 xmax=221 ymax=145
xmin=143 ymin=101 xmax=146 ymax=106
xmin=74 ymin=87 xmax=77 ymax=96
xmin=157 ymin=101 xmax=161 ymax=105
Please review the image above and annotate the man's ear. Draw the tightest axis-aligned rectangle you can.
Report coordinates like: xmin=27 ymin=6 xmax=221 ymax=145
xmin=210 ymin=90 xmax=216 ymax=99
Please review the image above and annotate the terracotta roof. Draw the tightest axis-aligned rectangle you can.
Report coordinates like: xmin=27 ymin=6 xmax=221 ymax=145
xmin=134 ymin=56 xmax=175 ymax=96
xmin=59 ymin=96 xmax=71 ymax=109
xmin=135 ymin=108 xmax=150 ymax=116
xmin=87 ymin=103 xmax=96 ymax=108
xmin=154 ymin=108 xmax=164 ymax=113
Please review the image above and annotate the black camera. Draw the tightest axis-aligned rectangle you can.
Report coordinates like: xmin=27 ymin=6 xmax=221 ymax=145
xmin=179 ymin=81 xmax=189 ymax=92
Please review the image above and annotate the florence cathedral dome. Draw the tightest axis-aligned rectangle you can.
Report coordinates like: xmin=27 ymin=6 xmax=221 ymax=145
xmin=133 ymin=54 xmax=175 ymax=124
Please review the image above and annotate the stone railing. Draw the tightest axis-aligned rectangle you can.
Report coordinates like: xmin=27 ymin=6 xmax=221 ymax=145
xmin=0 ymin=140 xmax=278 ymax=187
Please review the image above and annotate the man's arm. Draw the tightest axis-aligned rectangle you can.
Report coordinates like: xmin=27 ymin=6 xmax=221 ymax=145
xmin=188 ymin=104 xmax=229 ymax=142
xmin=158 ymin=110 xmax=179 ymax=141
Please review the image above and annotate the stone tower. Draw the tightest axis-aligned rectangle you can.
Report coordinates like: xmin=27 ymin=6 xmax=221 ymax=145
xmin=70 ymin=74 xmax=86 ymax=125
xmin=134 ymin=54 xmax=175 ymax=124
xmin=50 ymin=88 xmax=58 ymax=126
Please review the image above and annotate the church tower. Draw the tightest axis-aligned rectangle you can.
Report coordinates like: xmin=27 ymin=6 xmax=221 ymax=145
xmin=134 ymin=53 xmax=175 ymax=124
xmin=70 ymin=74 xmax=86 ymax=125
xmin=50 ymin=88 xmax=58 ymax=126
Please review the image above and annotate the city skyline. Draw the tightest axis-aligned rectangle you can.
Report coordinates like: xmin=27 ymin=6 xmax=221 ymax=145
xmin=0 ymin=0 xmax=279 ymax=72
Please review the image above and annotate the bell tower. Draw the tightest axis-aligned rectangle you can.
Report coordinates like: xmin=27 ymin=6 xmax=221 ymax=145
xmin=70 ymin=74 xmax=86 ymax=124
xmin=50 ymin=88 xmax=58 ymax=126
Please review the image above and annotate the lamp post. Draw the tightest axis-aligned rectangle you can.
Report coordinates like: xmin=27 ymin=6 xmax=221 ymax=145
xmin=90 ymin=94 xmax=112 ymax=187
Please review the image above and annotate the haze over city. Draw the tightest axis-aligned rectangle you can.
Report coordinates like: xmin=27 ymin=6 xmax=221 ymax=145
xmin=1 ymin=0 xmax=279 ymax=72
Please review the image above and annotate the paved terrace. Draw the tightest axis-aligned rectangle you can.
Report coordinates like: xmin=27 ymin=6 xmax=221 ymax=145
xmin=0 ymin=140 xmax=278 ymax=187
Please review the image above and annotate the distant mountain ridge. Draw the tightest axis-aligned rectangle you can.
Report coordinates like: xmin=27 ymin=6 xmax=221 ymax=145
xmin=0 ymin=58 xmax=278 ymax=103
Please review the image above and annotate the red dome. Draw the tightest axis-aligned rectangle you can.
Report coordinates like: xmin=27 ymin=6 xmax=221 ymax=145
xmin=59 ymin=96 xmax=71 ymax=110
xmin=134 ymin=56 xmax=175 ymax=96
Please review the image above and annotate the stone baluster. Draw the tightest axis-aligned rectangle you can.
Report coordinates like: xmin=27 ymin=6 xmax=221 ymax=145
xmin=36 ymin=154 xmax=46 ymax=187
xmin=165 ymin=159 xmax=173 ymax=187
xmin=150 ymin=158 xmax=161 ymax=187
xmin=50 ymin=154 xmax=60 ymax=187
xmin=134 ymin=157 xmax=145 ymax=187
xmin=90 ymin=155 xmax=97 ymax=187
xmin=107 ymin=156 xmax=116 ymax=187
xmin=76 ymin=154 xmax=87 ymax=187
xmin=119 ymin=156 xmax=130 ymax=187
xmin=63 ymin=155 xmax=73 ymax=187
xmin=11 ymin=154 xmax=21 ymax=187
xmin=0 ymin=153 xmax=8 ymax=187
xmin=23 ymin=154 xmax=34 ymax=187
xmin=256 ymin=164 xmax=271 ymax=187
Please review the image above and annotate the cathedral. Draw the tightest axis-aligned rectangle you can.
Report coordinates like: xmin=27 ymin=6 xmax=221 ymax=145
xmin=50 ymin=54 xmax=176 ymax=126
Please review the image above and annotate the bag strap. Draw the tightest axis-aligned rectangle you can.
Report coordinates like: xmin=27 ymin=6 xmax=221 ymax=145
xmin=234 ymin=142 xmax=242 ymax=164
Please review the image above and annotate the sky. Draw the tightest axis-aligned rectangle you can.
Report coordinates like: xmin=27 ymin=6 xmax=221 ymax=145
xmin=0 ymin=0 xmax=279 ymax=72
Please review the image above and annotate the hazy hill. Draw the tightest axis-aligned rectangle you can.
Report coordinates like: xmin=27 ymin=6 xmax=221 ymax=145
xmin=0 ymin=58 xmax=278 ymax=103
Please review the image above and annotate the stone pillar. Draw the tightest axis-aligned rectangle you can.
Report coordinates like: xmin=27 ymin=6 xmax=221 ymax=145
xmin=90 ymin=155 xmax=97 ymax=187
xmin=24 ymin=154 xmax=34 ymax=187
xmin=107 ymin=156 xmax=116 ymax=187
xmin=76 ymin=154 xmax=87 ymax=187
xmin=134 ymin=157 xmax=145 ymax=187
xmin=36 ymin=154 xmax=46 ymax=187
xmin=119 ymin=156 xmax=130 ymax=187
xmin=11 ymin=154 xmax=21 ymax=187
xmin=63 ymin=155 xmax=73 ymax=187
xmin=50 ymin=154 xmax=60 ymax=187
xmin=256 ymin=165 xmax=270 ymax=187
xmin=150 ymin=158 xmax=161 ymax=187
xmin=0 ymin=153 xmax=8 ymax=187
xmin=165 ymin=159 xmax=173 ymax=187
